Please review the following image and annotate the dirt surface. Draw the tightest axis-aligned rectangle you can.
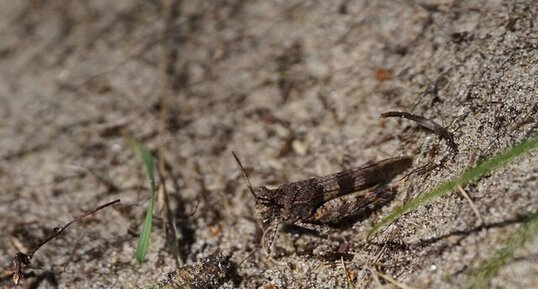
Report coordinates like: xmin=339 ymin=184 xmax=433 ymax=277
xmin=0 ymin=1 xmax=537 ymax=288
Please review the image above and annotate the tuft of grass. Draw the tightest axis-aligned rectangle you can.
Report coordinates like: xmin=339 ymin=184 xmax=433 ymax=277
xmin=129 ymin=138 xmax=157 ymax=264
xmin=468 ymin=209 xmax=538 ymax=289
xmin=367 ymin=134 xmax=538 ymax=240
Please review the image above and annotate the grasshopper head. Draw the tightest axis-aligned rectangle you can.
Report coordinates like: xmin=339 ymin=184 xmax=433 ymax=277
xmin=253 ymin=186 xmax=281 ymax=224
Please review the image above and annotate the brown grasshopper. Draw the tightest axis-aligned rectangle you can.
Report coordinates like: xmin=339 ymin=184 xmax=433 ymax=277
xmin=232 ymin=152 xmax=412 ymax=253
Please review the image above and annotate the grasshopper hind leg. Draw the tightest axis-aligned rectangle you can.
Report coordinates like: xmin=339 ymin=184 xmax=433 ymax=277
xmin=311 ymin=185 xmax=396 ymax=225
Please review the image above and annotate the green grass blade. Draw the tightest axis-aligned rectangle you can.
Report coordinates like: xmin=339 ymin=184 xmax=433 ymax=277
xmin=367 ymin=134 xmax=538 ymax=240
xmin=129 ymin=139 xmax=156 ymax=263
xmin=468 ymin=210 xmax=538 ymax=289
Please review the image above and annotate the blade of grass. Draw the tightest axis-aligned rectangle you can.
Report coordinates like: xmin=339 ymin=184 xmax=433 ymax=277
xmin=468 ymin=209 xmax=538 ymax=289
xmin=129 ymin=139 xmax=156 ymax=263
xmin=367 ymin=134 xmax=538 ymax=240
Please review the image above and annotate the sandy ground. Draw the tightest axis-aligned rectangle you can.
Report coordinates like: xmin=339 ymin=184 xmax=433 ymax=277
xmin=0 ymin=1 xmax=537 ymax=288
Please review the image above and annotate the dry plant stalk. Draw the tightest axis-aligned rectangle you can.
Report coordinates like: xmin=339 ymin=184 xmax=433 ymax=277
xmin=10 ymin=199 xmax=120 ymax=285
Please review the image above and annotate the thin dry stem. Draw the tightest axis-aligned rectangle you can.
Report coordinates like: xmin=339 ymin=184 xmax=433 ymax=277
xmin=11 ymin=199 xmax=120 ymax=284
xmin=156 ymin=0 xmax=182 ymax=267
xmin=367 ymin=266 xmax=418 ymax=289
xmin=457 ymin=185 xmax=484 ymax=226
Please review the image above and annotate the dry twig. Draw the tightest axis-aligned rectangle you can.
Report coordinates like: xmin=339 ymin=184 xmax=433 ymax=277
xmin=11 ymin=199 xmax=120 ymax=285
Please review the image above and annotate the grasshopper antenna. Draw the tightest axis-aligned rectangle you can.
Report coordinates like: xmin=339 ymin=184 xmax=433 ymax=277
xmin=232 ymin=151 xmax=256 ymax=198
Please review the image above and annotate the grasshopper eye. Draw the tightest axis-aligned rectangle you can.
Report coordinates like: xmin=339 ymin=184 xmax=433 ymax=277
xmin=258 ymin=197 xmax=272 ymax=206
xmin=217 ymin=259 xmax=231 ymax=272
